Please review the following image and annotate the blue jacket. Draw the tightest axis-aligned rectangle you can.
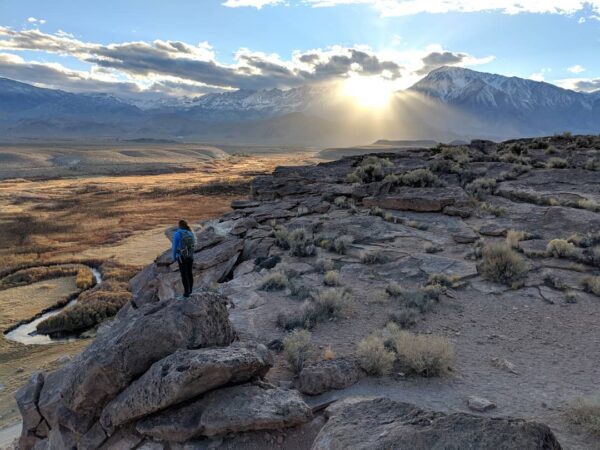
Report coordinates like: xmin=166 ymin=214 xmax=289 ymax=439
xmin=172 ymin=228 xmax=195 ymax=261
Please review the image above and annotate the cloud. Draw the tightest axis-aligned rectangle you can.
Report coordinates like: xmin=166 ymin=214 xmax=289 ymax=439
xmin=0 ymin=26 xmax=493 ymax=98
xmin=568 ymin=64 xmax=585 ymax=74
xmin=557 ymin=77 xmax=600 ymax=93
xmin=416 ymin=50 xmax=494 ymax=75
xmin=26 ymin=17 xmax=46 ymax=24
xmin=223 ymin=0 xmax=283 ymax=8
xmin=303 ymin=0 xmax=600 ymax=17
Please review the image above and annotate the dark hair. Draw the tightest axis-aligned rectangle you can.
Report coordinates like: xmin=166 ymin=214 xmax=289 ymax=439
xmin=178 ymin=219 xmax=191 ymax=231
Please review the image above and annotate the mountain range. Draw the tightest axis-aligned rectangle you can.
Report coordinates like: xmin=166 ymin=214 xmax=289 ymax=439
xmin=0 ymin=67 xmax=598 ymax=145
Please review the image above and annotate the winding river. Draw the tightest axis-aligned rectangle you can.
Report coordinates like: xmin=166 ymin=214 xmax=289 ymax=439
xmin=4 ymin=267 xmax=102 ymax=345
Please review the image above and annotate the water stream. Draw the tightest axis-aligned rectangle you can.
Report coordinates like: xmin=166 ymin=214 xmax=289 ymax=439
xmin=4 ymin=268 xmax=102 ymax=345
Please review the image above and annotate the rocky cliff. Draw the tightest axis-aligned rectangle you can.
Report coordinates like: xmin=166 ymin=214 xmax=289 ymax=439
xmin=16 ymin=134 xmax=600 ymax=449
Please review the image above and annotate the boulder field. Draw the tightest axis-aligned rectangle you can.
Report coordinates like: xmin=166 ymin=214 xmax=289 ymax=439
xmin=16 ymin=135 xmax=600 ymax=449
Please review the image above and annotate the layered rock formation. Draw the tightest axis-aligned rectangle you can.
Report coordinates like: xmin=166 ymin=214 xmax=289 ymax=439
xmin=17 ymin=135 xmax=600 ymax=448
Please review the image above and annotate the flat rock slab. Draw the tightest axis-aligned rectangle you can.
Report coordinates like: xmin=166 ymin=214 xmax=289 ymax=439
xmin=467 ymin=395 xmax=497 ymax=412
xmin=312 ymin=398 xmax=561 ymax=450
xmin=297 ymin=359 xmax=363 ymax=395
xmin=364 ymin=187 xmax=468 ymax=212
xmin=137 ymin=385 xmax=312 ymax=442
xmin=100 ymin=343 xmax=273 ymax=430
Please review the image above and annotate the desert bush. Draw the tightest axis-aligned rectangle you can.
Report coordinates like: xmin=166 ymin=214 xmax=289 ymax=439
xmin=386 ymin=283 xmax=441 ymax=313
xmin=333 ymin=235 xmax=354 ymax=254
xmin=566 ymin=396 xmax=600 ymax=435
xmin=357 ymin=334 xmax=395 ymax=376
xmin=312 ymin=288 xmax=351 ymax=320
xmin=283 ymin=329 xmax=311 ymax=373
xmin=370 ymin=206 xmax=385 ymax=217
xmin=479 ymin=202 xmax=507 ymax=217
xmin=584 ymin=158 xmax=600 ymax=171
xmin=383 ymin=173 xmax=399 ymax=184
xmin=323 ymin=346 xmax=335 ymax=360
xmin=543 ymin=272 xmax=567 ymax=291
xmin=565 ymin=291 xmax=578 ymax=303
xmin=427 ymin=273 xmax=456 ymax=288
xmin=529 ymin=138 xmax=549 ymax=150
xmin=323 ymin=270 xmax=341 ymax=286
xmin=480 ymin=244 xmax=528 ymax=286
xmin=75 ymin=268 xmax=95 ymax=290
xmin=424 ymin=242 xmax=443 ymax=253
xmin=360 ymin=250 xmax=389 ymax=265
xmin=466 ymin=177 xmax=496 ymax=199
xmin=297 ymin=205 xmax=309 ymax=216
xmin=466 ymin=238 xmax=485 ymax=260
xmin=547 ymin=157 xmax=568 ymax=168
xmin=583 ymin=276 xmax=600 ymax=296
xmin=387 ymin=325 xmax=454 ymax=377
xmin=386 ymin=281 xmax=403 ymax=297
xmin=499 ymin=152 xmax=530 ymax=164
xmin=315 ymin=257 xmax=335 ymax=273
xmin=398 ymin=168 xmax=441 ymax=188
xmin=260 ymin=271 xmax=289 ymax=291
xmin=506 ymin=230 xmax=527 ymax=249
xmin=407 ymin=220 xmax=428 ymax=230
xmin=288 ymin=279 xmax=312 ymax=300
xmin=334 ymin=196 xmax=349 ymax=208
xmin=439 ymin=145 xmax=470 ymax=164
xmin=546 ymin=239 xmax=579 ymax=258
xmin=288 ymin=228 xmax=316 ymax=257
xmin=274 ymin=226 xmax=290 ymax=249
xmin=389 ymin=307 xmax=418 ymax=329
xmin=545 ymin=145 xmax=558 ymax=154
xmin=578 ymin=199 xmax=600 ymax=212
xmin=568 ymin=232 xmax=600 ymax=248
xmin=347 ymin=156 xmax=393 ymax=183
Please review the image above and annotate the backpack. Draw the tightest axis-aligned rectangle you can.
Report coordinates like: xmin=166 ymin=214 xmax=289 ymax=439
xmin=179 ymin=230 xmax=195 ymax=258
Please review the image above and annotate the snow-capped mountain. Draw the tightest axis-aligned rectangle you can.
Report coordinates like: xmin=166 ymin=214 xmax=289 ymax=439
xmin=0 ymin=67 xmax=598 ymax=143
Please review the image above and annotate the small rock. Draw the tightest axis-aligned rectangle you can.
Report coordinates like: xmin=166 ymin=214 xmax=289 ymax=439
xmin=491 ymin=357 xmax=519 ymax=375
xmin=467 ymin=396 xmax=496 ymax=412
xmin=16 ymin=367 xmax=24 ymax=373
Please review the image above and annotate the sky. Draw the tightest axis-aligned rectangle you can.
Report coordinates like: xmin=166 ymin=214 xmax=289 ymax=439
xmin=1 ymin=0 xmax=599 ymax=99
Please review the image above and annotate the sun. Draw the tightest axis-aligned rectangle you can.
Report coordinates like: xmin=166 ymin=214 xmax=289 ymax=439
xmin=341 ymin=75 xmax=395 ymax=109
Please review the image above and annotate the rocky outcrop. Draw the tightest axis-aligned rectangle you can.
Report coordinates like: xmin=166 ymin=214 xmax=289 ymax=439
xmin=137 ymin=384 xmax=312 ymax=441
xmin=312 ymin=398 xmax=562 ymax=450
xmin=297 ymin=358 xmax=363 ymax=395
xmin=15 ymin=291 xmax=312 ymax=449
xmin=364 ymin=186 xmax=469 ymax=212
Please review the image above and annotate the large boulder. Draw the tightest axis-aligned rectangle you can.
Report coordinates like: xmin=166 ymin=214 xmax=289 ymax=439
xmin=100 ymin=342 xmax=273 ymax=430
xmin=15 ymin=372 xmax=46 ymax=450
xmin=296 ymin=358 xmax=363 ymax=395
xmin=35 ymin=292 xmax=235 ymax=438
xmin=136 ymin=384 xmax=312 ymax=442
xmin=311 ymin=398 xmax=562 ymax=450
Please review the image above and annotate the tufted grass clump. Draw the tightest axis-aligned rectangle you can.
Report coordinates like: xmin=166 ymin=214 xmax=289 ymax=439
xmin=389 ymin=307 xmax=418 ymax=329
xmin=427 ymin=273 xmax=457 ymax=288
xmin=480 ymin=244 xmax=528 ymax=286
xmin=274 ymin=225 xmax=290 ymax=249
xmin=547 ymin=157 xmax=568 ymax=168
xmin=466 ymin=177 xmax=497 ymax=199
xmin=347 ymin=156 xmax=393 ymax=183
xmin=546 ymin=239 xmax=579 ymax=258
xmin=360 ymin=249 xmax=389 ymax=265
xmin=357 ymin=334 xmax=396 ymax=376
xmin=424 ymin=242 xmax=443 ymax=253
xmin=398 ymin=168 xmax=441 ymax=188
xmin=566 ymin=396 xmax=600 ymax=435
xmin=323 ymin=270 xmax=341 ymax=286
xmin=283 ymin=329 xmax=312 ymax=373
xmin=313 ymin=288 xmax=351 ymax=320
xmin=333 ymin=234 xmax=354 ymax=254
xmin=260 ymin=271 xmax=289 ymax=291
xmin=583 ymin=276 xmax=600 ymax=296
xmin=479 ymin=202 xmax=507 ymax=217
xmin=578 ymin=199 xmax=600 ymax=212
xmin=288 ymin=228 xmax=316 ymax=257
xmin=385 ymin=323 xmax=454 ymax=377
xmin=386 ymin=282 xmax=442 ymax=313
xmin=506 ymin=229 xmax=528 ymax=249
xmin=315 ymin=257 xmax=335 ymax=273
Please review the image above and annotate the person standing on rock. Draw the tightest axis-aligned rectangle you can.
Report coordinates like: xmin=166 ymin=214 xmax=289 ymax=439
xmin=172 ymin=219 xmax=196 ymax=299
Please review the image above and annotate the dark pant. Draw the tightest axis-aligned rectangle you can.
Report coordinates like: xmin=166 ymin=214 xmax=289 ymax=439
xmin=178 ymin=256 xmax=194 ymax=297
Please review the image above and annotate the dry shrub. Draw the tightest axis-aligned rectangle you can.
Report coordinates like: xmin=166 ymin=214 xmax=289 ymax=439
xmin=506 ymin=230 xmax=527 ymax=249
xmin=547 ymin=239 xmax=579 ymax=258
xmin=315 ymin=257 xmax=335 ymax=273
xmin=75 ymin=268 xmax=95 ymax=290
xmin=578 ymin=199 xmax=600 ymax=212
xmin=347 ymin=156 xmax=393 ymax=183
xmin=398 ymin=168 xmax=441 ymax=188
xmin=288 ymin=228 xmax=316 ymax=257
xmin=323 ymin=270 xmax=341 ymax=286
xmin=283 ymin=329 xmax=311 ymax=373
xmin=260 ymin=271 xmax=289 ymax=291
xmin=387 ymin=324 xmax=454 ymax=377
xmin=333 ymin=235 xmax=354 ymax=254
xmin=547 ymin=157 xmax=568 ymax=168
xmin=479 ymin=202 xmax=507 ymax=217
xmin=583 ymin=276 xmax=600 ymax=296
xmin=480 ymin=244 xmax=528 ymax=285
xmin=389 ymin=307 xmax=418 ymax=329
xmin=357 ymin=334 xmax=395 ymax=376
xmin=425 ymin=242 xmax=443 ymax=253
xmin=313 ymin=288 xmax=351 ymax=320
xmin=566 ymin=396 xmax=600 ymax=434
xmin=360 ymin=250 xmax=389 ymax=265
xmin=322 ymin=346 xmax=335 ymax=360
xmin=466 ymin=177 xmax=497 ymax=199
